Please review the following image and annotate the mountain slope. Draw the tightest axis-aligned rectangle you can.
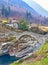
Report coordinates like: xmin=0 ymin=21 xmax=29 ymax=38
xmin=0 ymin=0 xmax=38 ymax=15
xmin=31 ymin=1 xmax=48 ymax=17
xmin=23 ymin=0 xmax=48 ymax=17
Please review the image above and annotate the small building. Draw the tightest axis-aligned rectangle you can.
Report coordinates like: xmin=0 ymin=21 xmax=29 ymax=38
xmin=13 ymin=22 xmax=18 ymax=29
xmin=10 ymin=19 xmax=19 ymax=29
xmin=10 ymin=19 xmax=18 ymax=23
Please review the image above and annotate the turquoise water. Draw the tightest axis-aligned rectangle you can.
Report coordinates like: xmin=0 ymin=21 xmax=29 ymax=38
xmin=0 ymin=54 xmax=19 ymax=65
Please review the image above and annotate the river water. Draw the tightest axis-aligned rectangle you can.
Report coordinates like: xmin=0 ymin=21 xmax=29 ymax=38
xmin=0 ymin=54 xmax=19 ymax=65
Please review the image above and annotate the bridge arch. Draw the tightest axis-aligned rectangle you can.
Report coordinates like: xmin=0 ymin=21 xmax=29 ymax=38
xmin=17 ymin=32 xmax=37 ymax=41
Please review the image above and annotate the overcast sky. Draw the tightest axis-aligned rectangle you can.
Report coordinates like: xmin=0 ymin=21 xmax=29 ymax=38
xmin=23 ymin=0 xmax=48 ymax=11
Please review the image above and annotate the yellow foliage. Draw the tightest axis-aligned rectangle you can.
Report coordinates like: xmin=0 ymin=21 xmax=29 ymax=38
xmin=2 ymin=19 xmax=8 ymax=23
